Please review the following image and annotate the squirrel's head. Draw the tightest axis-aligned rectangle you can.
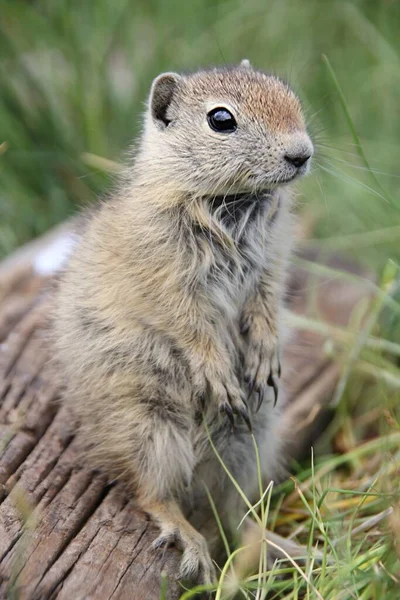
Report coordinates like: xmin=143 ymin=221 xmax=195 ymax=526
xmin=141 ymin=61 xmax=313 ymax=197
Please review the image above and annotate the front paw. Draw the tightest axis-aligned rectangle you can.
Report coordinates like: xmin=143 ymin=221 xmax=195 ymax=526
xmin=196 ymin=368 xmax=252 ymax=431
xmin=243 ymin=330 xmax=281 ymax=410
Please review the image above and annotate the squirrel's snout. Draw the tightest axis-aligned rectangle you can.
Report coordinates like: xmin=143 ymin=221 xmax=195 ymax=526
xmin=284 ymin=151 xmax=311 ymax=169
xmin=282 ymin=135 xmax=314 ymax=175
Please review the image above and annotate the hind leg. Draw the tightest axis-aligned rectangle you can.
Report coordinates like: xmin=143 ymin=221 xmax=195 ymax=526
xmin=81 ymin=377 xmax=217 ymax=586
xmin=124 ymin=401 xmax=216 ymax=585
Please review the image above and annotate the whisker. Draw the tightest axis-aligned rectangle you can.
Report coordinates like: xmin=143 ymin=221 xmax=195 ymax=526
xmin=315 ymin=162 xmax=390 ymax=203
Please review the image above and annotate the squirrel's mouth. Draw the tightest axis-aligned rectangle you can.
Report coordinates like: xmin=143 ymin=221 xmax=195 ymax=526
xmin=246 ymin=162 xmax=310 ymax=188
xmin=271 ymin=173 xmax=298 ymax=184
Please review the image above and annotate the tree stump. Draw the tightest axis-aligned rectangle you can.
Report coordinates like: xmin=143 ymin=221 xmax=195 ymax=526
xmin=0 ymin=226 xmax=372 ymax=599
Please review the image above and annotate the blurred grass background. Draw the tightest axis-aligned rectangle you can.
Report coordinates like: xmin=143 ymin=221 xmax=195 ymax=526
xmin=1 ymin=0 xmax=399 ymax=267
xmin=0 ymin=1 xmax=399 ymax=598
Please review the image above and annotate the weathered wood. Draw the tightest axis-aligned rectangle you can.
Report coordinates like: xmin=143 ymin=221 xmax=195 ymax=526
xmin=0 ymin=229 xmax=372 ymax=599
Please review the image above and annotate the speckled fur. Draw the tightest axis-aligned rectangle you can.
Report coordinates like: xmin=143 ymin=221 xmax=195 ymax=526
xmin=53 ymin=61 xmax=313 ymax=584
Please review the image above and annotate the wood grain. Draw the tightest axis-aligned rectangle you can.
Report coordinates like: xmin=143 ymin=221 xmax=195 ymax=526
xmin=0 ymin=231 xmax=372 ymax=599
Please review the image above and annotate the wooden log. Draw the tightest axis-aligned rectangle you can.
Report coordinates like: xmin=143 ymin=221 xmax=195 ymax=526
xmin=0 ymin=228 xmax=372 ymax=599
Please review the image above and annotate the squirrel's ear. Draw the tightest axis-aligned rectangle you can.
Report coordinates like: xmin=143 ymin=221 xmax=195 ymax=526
xmin=240 ymin=59 xmax=252 ymax=69
xmin=150 ymin=72 xmax=182 ymax=128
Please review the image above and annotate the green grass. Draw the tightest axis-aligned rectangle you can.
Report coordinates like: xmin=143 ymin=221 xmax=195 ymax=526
xmin=173 ymin=260 xmax=400 ymax=600
xmin=1 ymin=0 xmax=399 ymax=598
xmin=1 ymin=0 xmax=399 ymax=265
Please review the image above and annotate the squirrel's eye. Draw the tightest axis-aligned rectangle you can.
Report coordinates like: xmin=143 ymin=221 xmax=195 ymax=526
xmin=207 ymin=107 xmax=237 ymax=133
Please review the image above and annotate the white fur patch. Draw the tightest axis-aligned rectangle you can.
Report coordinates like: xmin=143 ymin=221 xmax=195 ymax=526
xmin=34 ymin=232 xmax=76 ymax=276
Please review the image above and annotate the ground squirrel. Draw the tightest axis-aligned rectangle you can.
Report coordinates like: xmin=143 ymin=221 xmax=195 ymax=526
xmin=53 ymin=60 xmax=313 ymax=586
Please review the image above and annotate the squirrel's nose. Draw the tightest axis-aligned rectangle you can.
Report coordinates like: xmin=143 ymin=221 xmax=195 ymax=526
xmin=284 ymin=152 xmax=311 ymax=169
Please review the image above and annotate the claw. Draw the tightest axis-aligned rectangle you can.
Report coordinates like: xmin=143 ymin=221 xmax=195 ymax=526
xmin=240 ymin=318 xmax=251 ymax=335
xmin=152 ymin=534 xmax=174 ymax=550
xmin=238 ymin=406 xmax=252 ymax=432
xmin=246 ymin=378 xmax=256 ymax=400
xmin=220 ymin=402 xmax=235 ymax=429
xmin=246 ymin=364 xmax=259 ymax=401
xmin=278 ymin=361 xmax=282 ymax=378
xmin=267 ymin=372 xmax=279 ymax=406
xmin=231 ymin=396 xmax=252 ymax=432
xmin=255 ymin=385 xmax=265 ymax=412
xmin=199 ymin=392 xmax=206 ymax=412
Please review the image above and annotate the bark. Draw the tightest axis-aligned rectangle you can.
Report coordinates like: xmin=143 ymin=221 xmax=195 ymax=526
xmin=0 ymin=229 xmax=372 ymax=599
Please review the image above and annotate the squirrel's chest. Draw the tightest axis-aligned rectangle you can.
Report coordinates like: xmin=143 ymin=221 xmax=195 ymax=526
xmin=195 ymin=193 xmax=281 ymax=317
xmin=205 ymin=226 xmax=268 ymax=317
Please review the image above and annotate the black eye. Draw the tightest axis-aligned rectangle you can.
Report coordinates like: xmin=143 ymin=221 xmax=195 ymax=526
xmin=207 ymin=107 xmax=237 ymax=133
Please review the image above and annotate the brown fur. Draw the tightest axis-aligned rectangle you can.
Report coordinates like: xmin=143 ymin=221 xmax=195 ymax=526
xmin=53 ymin=61 xmax=313 ymax=585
